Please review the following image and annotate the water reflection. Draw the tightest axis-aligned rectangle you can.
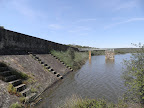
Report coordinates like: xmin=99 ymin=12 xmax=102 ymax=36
xmin=89 ymin=57 xmax=91 ymax=64
xmin=105 ymin=59 xmax=115 ymax=64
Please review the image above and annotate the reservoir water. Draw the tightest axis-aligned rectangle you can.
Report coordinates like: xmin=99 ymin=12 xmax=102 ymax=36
xmin=37 ymin=53 xmax=131 ymax=108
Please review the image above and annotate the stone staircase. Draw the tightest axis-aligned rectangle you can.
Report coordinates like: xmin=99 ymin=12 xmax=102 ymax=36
xmin=0 ymin=63 xmax=37 ymax=103
xmin=28 ymin=52 xmax=64 ymax=79
xmin=50 ymin=53 xmax=73 ymax=71
xmin=49 ymin=53 xmax=74 ymax=71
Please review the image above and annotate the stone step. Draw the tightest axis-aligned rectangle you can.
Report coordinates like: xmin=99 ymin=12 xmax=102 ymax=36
xmin=48 ymin=68 xmax=54 ymax=71
xmin=0 ymin=67 xmax=8 ymax=72
xmin=40 ymin=61 xmax=44 ymax=64
xmin=20 ymin=88 xmax=31 ymax=97
xmin=35 ymin=56 xmax=39 ymax=59
xmin=29 ymin=54 xmax=33 ymax=56
xmin=45 ymin=66 xmax=51 ymax=69
xmin=43 ymin=64 xmax=48 ymax=66
xmin=37 ymin=59 xmax=41 ymax=61
xmin=15 ymin=84 xmax=26 ymax=92
xmin=55 ymin=73 xmax=60 ymax=77
xmin=32 ymin=54 xmax=36 ymax=56
xmin=0 ymin=71 xmax=11 ymax=76
xmin=9 ymin=79 xmax=22 ymax=87
xmin=4 ymin=75 xmax=17 ymax=82
xmin=26 ymin=93 xmax=37 ymax=102
xmin=51 ymin=71 xmax=57 ymax=74
xmin=60 ymin=76 xmax=63 ymax=79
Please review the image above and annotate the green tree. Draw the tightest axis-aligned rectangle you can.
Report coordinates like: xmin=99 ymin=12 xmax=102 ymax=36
xmin=122 ymin=43 xmax=144 ymax=104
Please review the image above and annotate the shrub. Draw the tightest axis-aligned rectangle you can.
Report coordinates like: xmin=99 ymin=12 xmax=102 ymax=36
xmin=122 ymin=43 xmax=144 ymax=104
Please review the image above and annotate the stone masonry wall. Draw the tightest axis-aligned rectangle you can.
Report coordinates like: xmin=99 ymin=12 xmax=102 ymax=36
xmin=0 ymin=28 xmax=78 ymax=54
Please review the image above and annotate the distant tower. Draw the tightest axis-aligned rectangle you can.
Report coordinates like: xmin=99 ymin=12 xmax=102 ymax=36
xmin=105 ymin=49 xmax=115 ymax=59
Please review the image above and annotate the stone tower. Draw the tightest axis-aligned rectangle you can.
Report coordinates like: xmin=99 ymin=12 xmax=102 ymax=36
xmin=105 ymin=49 xmax=115 ymax=59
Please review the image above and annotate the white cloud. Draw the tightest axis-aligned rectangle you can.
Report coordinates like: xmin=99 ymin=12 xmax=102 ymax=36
xmin=104 ymin=18 xmax=144 ymax=29
xmin=48 ymin=24 xmax=63 ymax=29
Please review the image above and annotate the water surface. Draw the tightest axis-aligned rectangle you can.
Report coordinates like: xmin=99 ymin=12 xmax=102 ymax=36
xmin=37 ymin=54 xmax=131 ymax=108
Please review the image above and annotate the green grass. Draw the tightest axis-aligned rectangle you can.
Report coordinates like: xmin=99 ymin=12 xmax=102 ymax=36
xmin=91 ymin=50 xmax=105 ymax=56
xmin=51 ymin=49 xmax=88 ymax=70
xmin=9 ymin=102 xmax=22 ymax=108
xmin=90 ymin=48 xmax=141 ymax=56
xmin=57 ymin=95 xmax=143 ymax=108
xmin=57 ymin=95 xmax=136 ymax=108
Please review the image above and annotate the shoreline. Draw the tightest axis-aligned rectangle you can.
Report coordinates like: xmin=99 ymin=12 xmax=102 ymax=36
xmin=32 ymin=58 xmax=88 ymax=106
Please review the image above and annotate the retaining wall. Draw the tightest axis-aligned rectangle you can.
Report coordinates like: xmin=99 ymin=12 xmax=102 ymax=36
xmin=0 ymin=28 xmax=78 ymax=55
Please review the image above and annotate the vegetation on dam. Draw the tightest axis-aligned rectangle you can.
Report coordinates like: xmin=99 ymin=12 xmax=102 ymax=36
xmin=51 ymin=48 xmax=88 ymax=70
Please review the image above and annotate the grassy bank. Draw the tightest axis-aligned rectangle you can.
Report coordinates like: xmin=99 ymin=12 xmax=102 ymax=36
xmin=51 ymin=49 xmax=88 ymax=70
xmin=57 ymin=95 xmax=141 ymax=108
xmin=91 ymin=48 xmax=141 ymax=56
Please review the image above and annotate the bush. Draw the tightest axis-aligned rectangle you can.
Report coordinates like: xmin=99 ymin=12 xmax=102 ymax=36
xmin=122 ymin=43 xmax=144 ymax=104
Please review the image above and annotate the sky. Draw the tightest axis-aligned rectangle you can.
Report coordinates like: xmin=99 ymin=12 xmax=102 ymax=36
xmin=0 ymin=0 xmax=144 ymax=48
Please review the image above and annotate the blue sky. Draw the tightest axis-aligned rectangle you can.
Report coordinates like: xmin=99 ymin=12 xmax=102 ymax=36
xmin=0 ymin=0 xmax=144 ymax=48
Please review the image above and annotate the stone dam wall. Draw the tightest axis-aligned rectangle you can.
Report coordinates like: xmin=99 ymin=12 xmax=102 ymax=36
xmin=0 ymin=28 xmax=78 ymax=55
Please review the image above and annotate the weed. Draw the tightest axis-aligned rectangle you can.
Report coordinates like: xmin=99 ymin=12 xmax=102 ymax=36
xmin=31 ymin=87 xmax=37 ymax=93
xmin=7 ymin=84 xmax=16 ymax=95
xmin=19 ymin=97 xmax=26 ymax=104
xmin=57 ymin=95 xmax=129 ymax=108
xmin=9 ymin=102 xmax=22 ymax=108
